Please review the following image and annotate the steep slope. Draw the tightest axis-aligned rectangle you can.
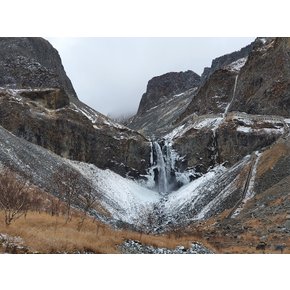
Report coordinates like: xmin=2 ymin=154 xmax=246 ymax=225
xmin=0 ymin=37 xmax=151 ymax=178
xmin=137 ymin=70 xmax=200 ymax=115
xmin=0 ymin=124 xmax=158 ymax=225
xmin=0 ymin=87 xmax=150 ymax=178
xmin=192 ymin=134 xmax=290 ymax=253
xmin=128 ymin=71 xmax=200 ymax=137
xmin=0 ymin=37 xmax=77 ymax=100
xmin=230 ymin=37 xmax=290 ymax=117
xmin=200 ymin=40 xmax=254 ymax=85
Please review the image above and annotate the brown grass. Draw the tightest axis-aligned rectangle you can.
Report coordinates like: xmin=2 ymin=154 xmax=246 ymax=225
xmin=257 ymin=143 xmax=288 ymax=177
xmin=0 ymin=211 xmax=214 ymax=254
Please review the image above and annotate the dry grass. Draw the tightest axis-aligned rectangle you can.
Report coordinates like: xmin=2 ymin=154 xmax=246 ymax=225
xmin=0 ymin=211 xmax=213 ymax=254
xmin=257 ymin=143 xmax=288 ymax=177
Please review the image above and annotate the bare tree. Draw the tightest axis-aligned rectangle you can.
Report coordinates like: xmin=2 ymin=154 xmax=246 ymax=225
xmin=53 ymin=165 xmax=85 ymax=223
xmin=0 ymin=168 xmax=31 ymax=226
xmin=77 ymin=186 xmax=98 ymax=231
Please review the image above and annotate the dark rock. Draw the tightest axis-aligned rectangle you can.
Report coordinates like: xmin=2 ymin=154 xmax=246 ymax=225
xmin=137 ymin=70 xmax=200 ymax=115
xmin=200 ymin=40 xmax=255 ymax=85
xmin=179 ymin=69 xmax=238 ymax=120
xmin=128 ymin=86 xmax=198 ymax=138
xmin=0 ymin=89 xmax=151 ymax=178
xmin=0 ymin=37 xmax=77 ymax=100
xmin=230 ymin=38 xmax=290 ymax=117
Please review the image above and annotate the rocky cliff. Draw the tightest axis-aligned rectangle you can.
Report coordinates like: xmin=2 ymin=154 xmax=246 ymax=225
xmin=0 ymin=38 xmax=151 ymax=178
xmin=128 ymin=71 xmax=200 ymax=137
xmin=230 ymin=37 xmax=290 ymax=117
xmin=137 ymin=70 xmax=200 ymax=115
xmin=0 ymin=37 xmax=77 ymax=100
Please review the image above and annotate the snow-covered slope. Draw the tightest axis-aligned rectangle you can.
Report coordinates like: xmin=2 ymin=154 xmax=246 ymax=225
xmin=0 ymin=123 xmax=255 ymax=230
xmin=70 ymin=161 xmax=160 ymax=224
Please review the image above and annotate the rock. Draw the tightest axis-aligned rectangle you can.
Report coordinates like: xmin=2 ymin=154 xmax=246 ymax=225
xmin=0 ymin=37 xmax=77 ymax=100
xmin=230 ymin=38 xmax=290 ymax=117
xmin=137 ymin=70 xmax=201 ymax=115
xmin=128 ymin=86 xmax=198 ymax=138
xmin=0 ymin=38 xmax=152 ymax=179
xmin=200 ymin=40 xmax=255 ymax=85
xmin=19 ymin=88 xmax=70 ymax=109
xmin=179 ymin=69 xmax=238 ymax=120
xmin=119 ymin=239 xmax=213 ymax=254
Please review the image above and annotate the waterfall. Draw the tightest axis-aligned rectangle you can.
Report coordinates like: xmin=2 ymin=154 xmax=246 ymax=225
xmin=224 ymin=74 xmax=238 ymax=117
xmin=153 ymin=141 xmax=168 ymax=194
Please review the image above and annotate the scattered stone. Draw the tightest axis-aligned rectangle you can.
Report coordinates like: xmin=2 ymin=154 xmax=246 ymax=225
xmin=119 ymin=240 xmax=214 ymax=254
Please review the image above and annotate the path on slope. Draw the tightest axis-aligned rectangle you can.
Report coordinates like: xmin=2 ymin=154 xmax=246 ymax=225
xmin=226 ymin=152 xmax=258 ymax=219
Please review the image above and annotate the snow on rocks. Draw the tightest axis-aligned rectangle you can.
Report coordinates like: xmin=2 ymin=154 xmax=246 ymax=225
xmin=0 ymin=233 xmax=28 ymax=253
xmin=232 ymin=151 xmax=262 ymax=217
xmin=119 ymin=239 xmax=213 ymax=254
xmin=70 ymin=102 xmax=126 ymax=130
xmin=225 ymin=57 xmax=248 ymax=72
xmin=237 ymin=126 xmax=285 ymax=134
xmin=164 ymin=115 xmax=223 ymax=141
xmin=165 ymin=165 xmax=226 ymax=213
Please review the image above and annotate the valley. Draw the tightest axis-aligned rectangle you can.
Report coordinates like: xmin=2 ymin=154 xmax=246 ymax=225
xmin=0 ymin=37 xmax=290 ymax=254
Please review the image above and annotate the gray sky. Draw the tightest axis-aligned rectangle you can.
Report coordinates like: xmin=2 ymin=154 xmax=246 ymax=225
xmin=47 ymin=38 xmax=255 ymax=117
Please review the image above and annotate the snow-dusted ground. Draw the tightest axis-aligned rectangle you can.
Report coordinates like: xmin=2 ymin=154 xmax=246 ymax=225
xmin=68 ymin=159 xmax=243 ymax=227
xmin=70 ymin=161 xmax=160 ymax=224
xmin=164 ymin=165 xmax=226 ymax=213
xmin=232 ymin=151 xmax=262 ymax=217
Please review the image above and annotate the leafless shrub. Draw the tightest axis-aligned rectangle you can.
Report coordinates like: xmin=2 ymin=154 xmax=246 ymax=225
xmin=0 ymin=168 xmax=32 ymax=226
xmin=77 ymin=186 xmax=98 ymax=231
xmin=53 ymin=165 xmax=85 ymax=223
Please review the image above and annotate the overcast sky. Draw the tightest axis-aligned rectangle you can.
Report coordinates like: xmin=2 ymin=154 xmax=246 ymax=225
xmin=47 ymin=38 xmax=255 ymax=117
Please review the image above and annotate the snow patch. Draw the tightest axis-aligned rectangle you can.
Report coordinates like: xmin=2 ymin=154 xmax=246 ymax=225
xmin=69 ymin=161 xmax=160 ymax=224
xmin=165 ymin=165 xmax=226 ymax=212
xmin=237 ymin=126 xmax=284 ymax=134
xmin=226 ymin=57 xmax=248 ymax=72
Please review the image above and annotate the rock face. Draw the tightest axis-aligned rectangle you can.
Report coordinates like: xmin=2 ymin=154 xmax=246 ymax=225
xmin=0 ymin=37 xmax=77 ymax=100
xmin=128 ymin=86 xmax=198 ymax=138
xmin=0 ymin=38 xmax=151 ymax=178
xmin=0 ymin=88 xmax=150 ymax=178
xmin=179 ymin=69 xmax=238 ymax=119
xmin=137 ymin=70 xmax=201 ymax=115
xmin=200 ymin=40 xmax=254 ymax=85
xmin=230 ymin=38 xmax=290 ymax=117
xmin=128 ymin=71 xmax=200 ymax=138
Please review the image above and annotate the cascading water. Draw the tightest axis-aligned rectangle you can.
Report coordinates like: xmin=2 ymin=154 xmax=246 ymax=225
xmin=224 ymin=74 xmax=238 ymax=117
xmin=210 ymin=74 xmax=239 ymax=167
xmin=153 ymin=141 xmax=168 ymax=194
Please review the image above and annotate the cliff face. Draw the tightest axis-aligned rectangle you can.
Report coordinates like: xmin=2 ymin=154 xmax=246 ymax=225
xmin=137 ymin=70 xmax=200 ymax=115
xmin=0 ymin=38 xmax=151 ymax=178
xmin=128 ymin=71 xmax=200 ymax=137
xmin=0 ymin=37 xmax=77 ymax=100
xmin=230 ymin=38 xmax=290 ymax=117
xmin=200 ymin=40 xmax=254 ymax=85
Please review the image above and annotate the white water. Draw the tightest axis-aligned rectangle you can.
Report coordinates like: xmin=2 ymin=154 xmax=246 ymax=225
xmin=224 ymin=74 xmax=238 ymax=117
xmin=153 ymin=141 xmax=168 ymax=194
